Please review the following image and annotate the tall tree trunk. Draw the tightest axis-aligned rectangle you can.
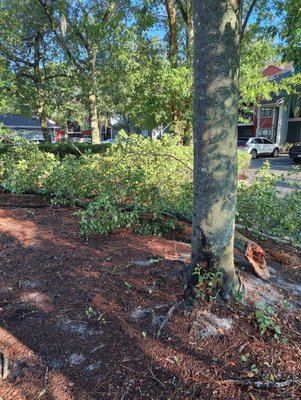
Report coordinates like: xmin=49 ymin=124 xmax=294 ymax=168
xmin=88 ymin=50 xmax=100 ymax=144
xmin=34 ymin=31 xmax=51 ymax=143
xmin=175 ymin=0 xmax=194 ymax=63
xmin=165 ymin=0 xmax=179 ymax=137
xmin=187 ymin=0 xmax=242 ymax=301
xmin=165 ymin=0 xmax=182 ymax=141
xmin=165 ymin=0 xmax=178 ymax=65
xmin=37 ymin=81 xmax=51 ymax=143
xmin=186 ymin=0 xmax=194 ymax=63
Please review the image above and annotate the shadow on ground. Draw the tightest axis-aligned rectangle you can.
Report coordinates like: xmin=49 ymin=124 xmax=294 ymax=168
xmin=0 ymin=194 xmax=301 ymax=400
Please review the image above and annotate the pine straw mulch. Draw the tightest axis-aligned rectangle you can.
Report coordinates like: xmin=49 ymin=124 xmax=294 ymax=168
xmin=0 ymin=191 xmax=300 ymax=400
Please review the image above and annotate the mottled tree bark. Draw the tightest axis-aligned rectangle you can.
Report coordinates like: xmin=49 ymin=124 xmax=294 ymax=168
xmin=188 ymin=0 xmax=242 ymax=300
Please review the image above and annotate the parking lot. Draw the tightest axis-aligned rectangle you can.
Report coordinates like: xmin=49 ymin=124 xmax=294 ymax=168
xmin=250 ymin=154 xmax=298 ymax=173
xmin=246 ymin=154 xmax=301 ymax=192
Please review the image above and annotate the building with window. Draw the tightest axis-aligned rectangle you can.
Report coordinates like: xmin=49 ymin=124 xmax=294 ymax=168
xmin=238 ymin=63 xmax=301 ymax=144
xmin=0 ymin=114 xmax=60 ymax=143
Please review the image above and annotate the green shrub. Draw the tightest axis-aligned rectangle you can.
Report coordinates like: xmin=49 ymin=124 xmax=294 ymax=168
xmin=237 ymin=150 xmax=251 ymax=174
xmin=38 ymin=142 xmax=112 ymax=157
xmin=79 ymin=134 xmax=193 ymax=237
xmin=0 ymin=142 xmax=112 ymax=158
xmin=279 ymin=143 xmax=293 ymax=152
xmin=0 ymin=142 xmax=57 ymax=194
xmin=237 ymin=162 xmax=301 ymax=244
xmin=44 ymin=153 xmax=107 ymax=205
xmin=2 ymin=134 xmax=299 ymax=246
xmin=255 ymin=305 xmax=284 ymax=341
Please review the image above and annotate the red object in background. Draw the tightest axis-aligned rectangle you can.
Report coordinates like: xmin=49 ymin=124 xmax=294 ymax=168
xmin=55 ymin=129 xmax=65 ymax=142
xmin=262 ymin=65 xmax=283 ymax=77
xmin=54 ymin=128 xmax=92 ymax=142
xmin=81 ymin=130 xmax=92 ymax=137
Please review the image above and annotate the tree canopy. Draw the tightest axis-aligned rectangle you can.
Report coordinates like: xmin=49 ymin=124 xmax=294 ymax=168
xmin=0 ymin=0 xmax=300 ymax=140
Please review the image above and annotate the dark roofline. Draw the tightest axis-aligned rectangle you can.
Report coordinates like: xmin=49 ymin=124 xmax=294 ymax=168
xmin=0 ymin=113 xmax=60 ymax=129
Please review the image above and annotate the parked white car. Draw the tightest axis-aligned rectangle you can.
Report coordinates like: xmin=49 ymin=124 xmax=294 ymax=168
xmin=238 ymin=137 xmax=279 ymax=159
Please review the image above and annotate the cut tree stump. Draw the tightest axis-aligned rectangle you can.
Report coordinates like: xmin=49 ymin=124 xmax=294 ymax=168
xmin=234 ymin=231 xmax=269 ymax=281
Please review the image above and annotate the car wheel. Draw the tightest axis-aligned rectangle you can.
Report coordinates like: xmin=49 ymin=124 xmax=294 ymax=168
xmin=293 ymin=158 xmax=301 ymax=164
xmin=272 ymin=148 xmax=279 ymax=158
xmin=250 ymin=149 xmax=257 ymax=159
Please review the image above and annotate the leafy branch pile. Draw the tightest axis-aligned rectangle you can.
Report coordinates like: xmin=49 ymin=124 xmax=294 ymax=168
xmin=1 ymin=136 xmax=300 ymax=245
xmin=237 ymin=162 xmax=301 ymax=245
xmin=0 ymin=140 xmax=56 ymax=194
xmin=78 ymin=134 xmax=193 ymax=237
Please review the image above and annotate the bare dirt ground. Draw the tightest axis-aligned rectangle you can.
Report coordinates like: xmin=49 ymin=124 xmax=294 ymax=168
xmin=0 ymin=191 xmax=301 ymax=400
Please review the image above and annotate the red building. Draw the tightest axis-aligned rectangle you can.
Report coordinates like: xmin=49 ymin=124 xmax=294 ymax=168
xmin=238 ymin=63 xmax=301 ymax=144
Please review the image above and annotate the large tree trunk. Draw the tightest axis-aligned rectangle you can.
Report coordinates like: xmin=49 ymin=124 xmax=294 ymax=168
xmin=88 ymin=50 xmax=100 ymax=144
xmin=37 ymin=82 xmax=51 ymax=143
xmin=187 ymin=0 xmax=242 ymax=301
xmin=34 ymin=31 xmax=51 ymax=143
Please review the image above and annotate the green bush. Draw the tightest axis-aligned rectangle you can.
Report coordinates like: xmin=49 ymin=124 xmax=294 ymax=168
xmin=44 ymin=153 xmax=107 ymax=205
xmin=2 ymin=134 xmax=299 ymax=246
xmin=38 ymin=142 xmax=112 ymax=157
xmin=0 ymin=142 xmax=57 ymax=194
xmin=237 ymin=162 xmax=301 ymax=244
xmin=79 ymin=134 xmax=193 ymax=237
xmin=237 ymin=150 xmax=251 ymax=174
xmin=0 ymin=142 xmax=112 ymax=158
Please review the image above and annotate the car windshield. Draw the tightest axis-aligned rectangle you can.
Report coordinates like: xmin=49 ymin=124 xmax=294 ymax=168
xmin=238 ymin=139 xmax=249 ymax=145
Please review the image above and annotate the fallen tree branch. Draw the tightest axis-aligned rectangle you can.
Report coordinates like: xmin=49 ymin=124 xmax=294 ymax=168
xmin=126 ymin=150 xmax=193 ymax=172
xmin=157 ymin=300 xmax=183 ymax=337
xmin=148 ymin=366 xmax=167 ymax=389
xmin=0 ymin=203 xmax=48 ymax=208
xmin=236 ymin=223 xmax=301 ymax=250
xmin=0 ymin=185 xmax=270 ymax=278
xmin=234 ymin=231 xmax=269 ymax=280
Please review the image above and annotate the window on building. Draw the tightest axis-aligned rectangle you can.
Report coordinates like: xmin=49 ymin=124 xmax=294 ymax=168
xmin=261 ymin=108 xmax=273 ymax=118
xmin=260 ymin=129 xmax=273 ymax=139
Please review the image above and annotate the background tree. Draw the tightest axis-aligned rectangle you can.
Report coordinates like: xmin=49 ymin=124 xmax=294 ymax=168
xmin=36 ymin=0 xmax=130 ymax=144
xmin=278 ymin=0 xmax=301 ymax=67
xmin=0 ymin=58 xmax=18 ymax=113
xmin=0 ymin=0 xmax=60 ymax=142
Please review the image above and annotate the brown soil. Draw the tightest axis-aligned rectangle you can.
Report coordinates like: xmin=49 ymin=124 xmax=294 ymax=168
xmin=0 ymin=191 xmax=300 ymax=400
